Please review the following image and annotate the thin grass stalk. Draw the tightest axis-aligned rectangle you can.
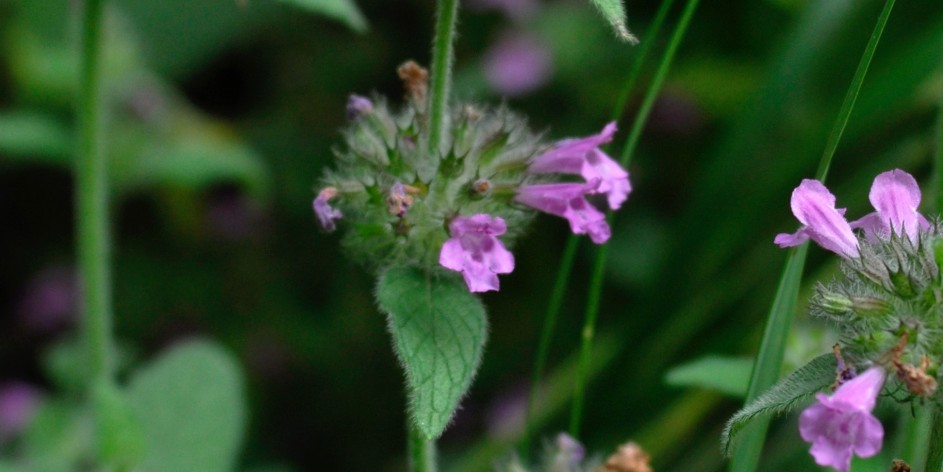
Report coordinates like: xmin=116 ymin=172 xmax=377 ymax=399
xmin=569 ymin=0 xmax=701 ymax=437
xmin=77 ymin=0 xmax=114 ymax=386
xmin=609 ymin=0 xmax=676 ymax=122
xmin=727 ymin=1 xmax=896 ymax=470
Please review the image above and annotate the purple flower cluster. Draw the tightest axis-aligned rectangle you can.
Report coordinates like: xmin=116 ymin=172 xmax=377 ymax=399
xmin=515 ymin=122 xmax=630 ymax=243
xmin=775 ymin=169 xmax=928 ymax=257
xmin=799 ymin=368 xmax=885 ymax=472
xmin=314 ymin=118 xmax=631 ymax=293
xmin=442 ymin=123 xmax=630 ymax=292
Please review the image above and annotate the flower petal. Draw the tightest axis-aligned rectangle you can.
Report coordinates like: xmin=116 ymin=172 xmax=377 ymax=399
xmin=831 ymin=367 xmax=884 ymax=411
xmin=809 ymin=436 xmax=854 ymax=472
xmin=774 ymin=228 xmax=810 ymax=248
xmin=789 ymin=179 xmax=859 ymax=257
xmin=867 ymin=169 xmax=925 ymax=241
xmin=853 ymin=413 xmax=884 ymax=458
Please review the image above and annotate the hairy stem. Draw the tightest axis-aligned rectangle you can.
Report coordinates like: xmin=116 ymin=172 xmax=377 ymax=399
xmin=409 ymin=423 xmax=438 ymax=472
xmin=78 ymin=0 xmax=114 ymax=386
xmin=927 ymin=407 xmax=943 ymax=472
xmin=426 ymin=0 xmax=459 ymax=156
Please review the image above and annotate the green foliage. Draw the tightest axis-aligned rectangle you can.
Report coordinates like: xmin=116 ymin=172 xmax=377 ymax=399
xmin=126 ymin=340 xmax=247 ymax=472
xmin=91 ymin=380 xmax=145 ymax=467
xmin=722 ymin=354 xmax=836 ymax=456
xmin=376 ymin=266 xmax=488 ymax=440
xmin=18 ymin=400 xmax=97 ymax=471
xmin=0 ymin=111 xmax=71 ymax=162
xmin=587 ymin=0 xmax=637 ymax=43
xmin=275 ymin=0 xmax=367 ymax=32
xmin=665 ymin=355 xmax=753 ymax=398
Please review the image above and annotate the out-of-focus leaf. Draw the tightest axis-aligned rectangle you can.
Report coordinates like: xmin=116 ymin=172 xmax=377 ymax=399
xmin=120 ymin=124 xmax=269 ymax=198
xmin=665 ymin=355 xmax=754 ymax=398
xmin=275 ymin=0 xmax=368 ymax=33
xmin=0 ymin=111 xmax=72 ymax=162
xmin=586 ymin=0 xmax=636 ymax=42
xmin=722 ymin=354 xmax=835 ymax=456
xmin=20 ymin=400 xmax=90 ymax=471
xmin=92 ymin=380 xmax=145 ymax=468
xmin=376 ymin=267 xmax=487 ymax=440
xmin=126 ymin=340 xmax=247 ymax=472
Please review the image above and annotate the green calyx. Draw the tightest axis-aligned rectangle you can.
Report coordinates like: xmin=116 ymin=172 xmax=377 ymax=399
xmin=322 ymin=97 xmax=547 ymax=272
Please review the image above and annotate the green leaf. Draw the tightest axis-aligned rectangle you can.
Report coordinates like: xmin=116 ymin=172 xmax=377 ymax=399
xmin=0 ymin=111 xmax=72 ymax=162
xmin=722 ymin=353 xmax=836 ymax=456
xmin=92 ymin=380 xmax=145 ymax=467
xmin=126 ymin=340 xmax=247 ymax=472
xmin=376 ymin=267 xmax=488 ymax=440
xmin=276 ymin=0 xmax=368 ymax=33
xmin=20 ymin=400 xmax=90 ymax=471
xmin=587 ymin=0 xmax=637 ymax=43
xmin=665 ymin=355 xmax=754 ymax=398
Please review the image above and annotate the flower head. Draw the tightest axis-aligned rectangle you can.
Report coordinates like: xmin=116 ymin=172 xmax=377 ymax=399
xmin=514 ymin=181 xmax=611 ymax=244
xmin=528 ymin=122 xmax=631 ymax=210
xmin=850 ymin=169 xmax=929 ymax=243
xmin=774 ymin=179 xmax=859 ymax=258
xmin=799 ymin=367 xmax=885 ymax=472
xmin=439 ymin=214 xmax=515 ymax=292
xmin=313 ymin=187 xmax=343 ymax=232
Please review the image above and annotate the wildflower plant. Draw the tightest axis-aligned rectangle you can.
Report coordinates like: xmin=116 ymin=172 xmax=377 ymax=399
xmin=311 ymin=0 xmax=637 ymax=456
xmin=724 ymin=169 xmax=943 ymax=472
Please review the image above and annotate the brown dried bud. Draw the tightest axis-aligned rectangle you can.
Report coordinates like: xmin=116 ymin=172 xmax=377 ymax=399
xmin=597 ymin=441 xmax=652 ymax=472
xmin=896 ymin=356 xmax=938 ymax=397
xmin=472 ymin=180 xmax=491 ymax=196
xmin=397 ymin=60 xmax=429 ymax=106
xmin=891 ymin=459 xmax=911 ymax=472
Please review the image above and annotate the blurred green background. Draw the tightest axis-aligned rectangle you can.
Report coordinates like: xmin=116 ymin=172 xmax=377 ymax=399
xmin=1 ymin=0 xmax=942 ymax=470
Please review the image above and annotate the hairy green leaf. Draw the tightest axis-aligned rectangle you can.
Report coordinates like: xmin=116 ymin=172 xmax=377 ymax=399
xmin=587 ymin=0 xmax=637 ymax=43
xmin=377 ymin=266 xmax=488 ymax=440
xmin=722 ymin=353 xmax=836 ymax=456
xmin=665 ymin=356 xmax=754 ymax=398
xmin=276 ymin=0 xmax=368 ymax=33
xmin=127 ymin=340 xmax=247 ymax=472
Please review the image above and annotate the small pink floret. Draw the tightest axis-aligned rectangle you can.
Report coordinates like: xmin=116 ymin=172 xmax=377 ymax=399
xmin=774 ymin=179 xmax=859 ymax=258
xmin=514 ymin=181 xmax=611 ymax=244
xmin=313 ymin=188 xmax=343 ymax=232
xmin=850 ymin=169 xmax=929 ymax=243
xmin=799 ymin=367 xmax=885 ymax=472
xmin=528 ymin=122 xmax=631 ymax=210
xmin=439 ymin=214 xmax=515 ymax=293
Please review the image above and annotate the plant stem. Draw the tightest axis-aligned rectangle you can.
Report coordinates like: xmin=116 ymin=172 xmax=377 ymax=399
xmin=927 ymin=407 xmax=943 ymax=472
xmin=727 ymin=2 xmax=894 ymax=471
xmin=426 ymin=0 xmax=459 ymax=157
xmin=898 ymin=403 xmax=932 ymax=469
xmin=569 ymin=0 xmax=701 ymax=438
xmin=609 ymin=0 xmax=676 ymax=122
xmin=523 ymin=236 xmax=579 ymax=453
xmin=78 ymin=0 xmax=114 ymax=386
xmin=408 ymin=423 xmax=438 ymax=472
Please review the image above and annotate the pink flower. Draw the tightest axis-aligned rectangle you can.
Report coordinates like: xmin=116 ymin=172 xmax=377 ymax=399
xmin=850 ymin=169 xmax=929 ymax=243
xmin=528 ymin=122 xmax=631 ymax=210
xmin=313 ymin=187 xmax=342 ymax=232
xmin=774 ymin=179 xmax=859 ymax=258
xmin=799 ymin=367 xmax=885 ymax=472
xmin=514 ymin=181 xmax=611 ymax=244
xmin=439 ymin=214 xmax=515 ymax=293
